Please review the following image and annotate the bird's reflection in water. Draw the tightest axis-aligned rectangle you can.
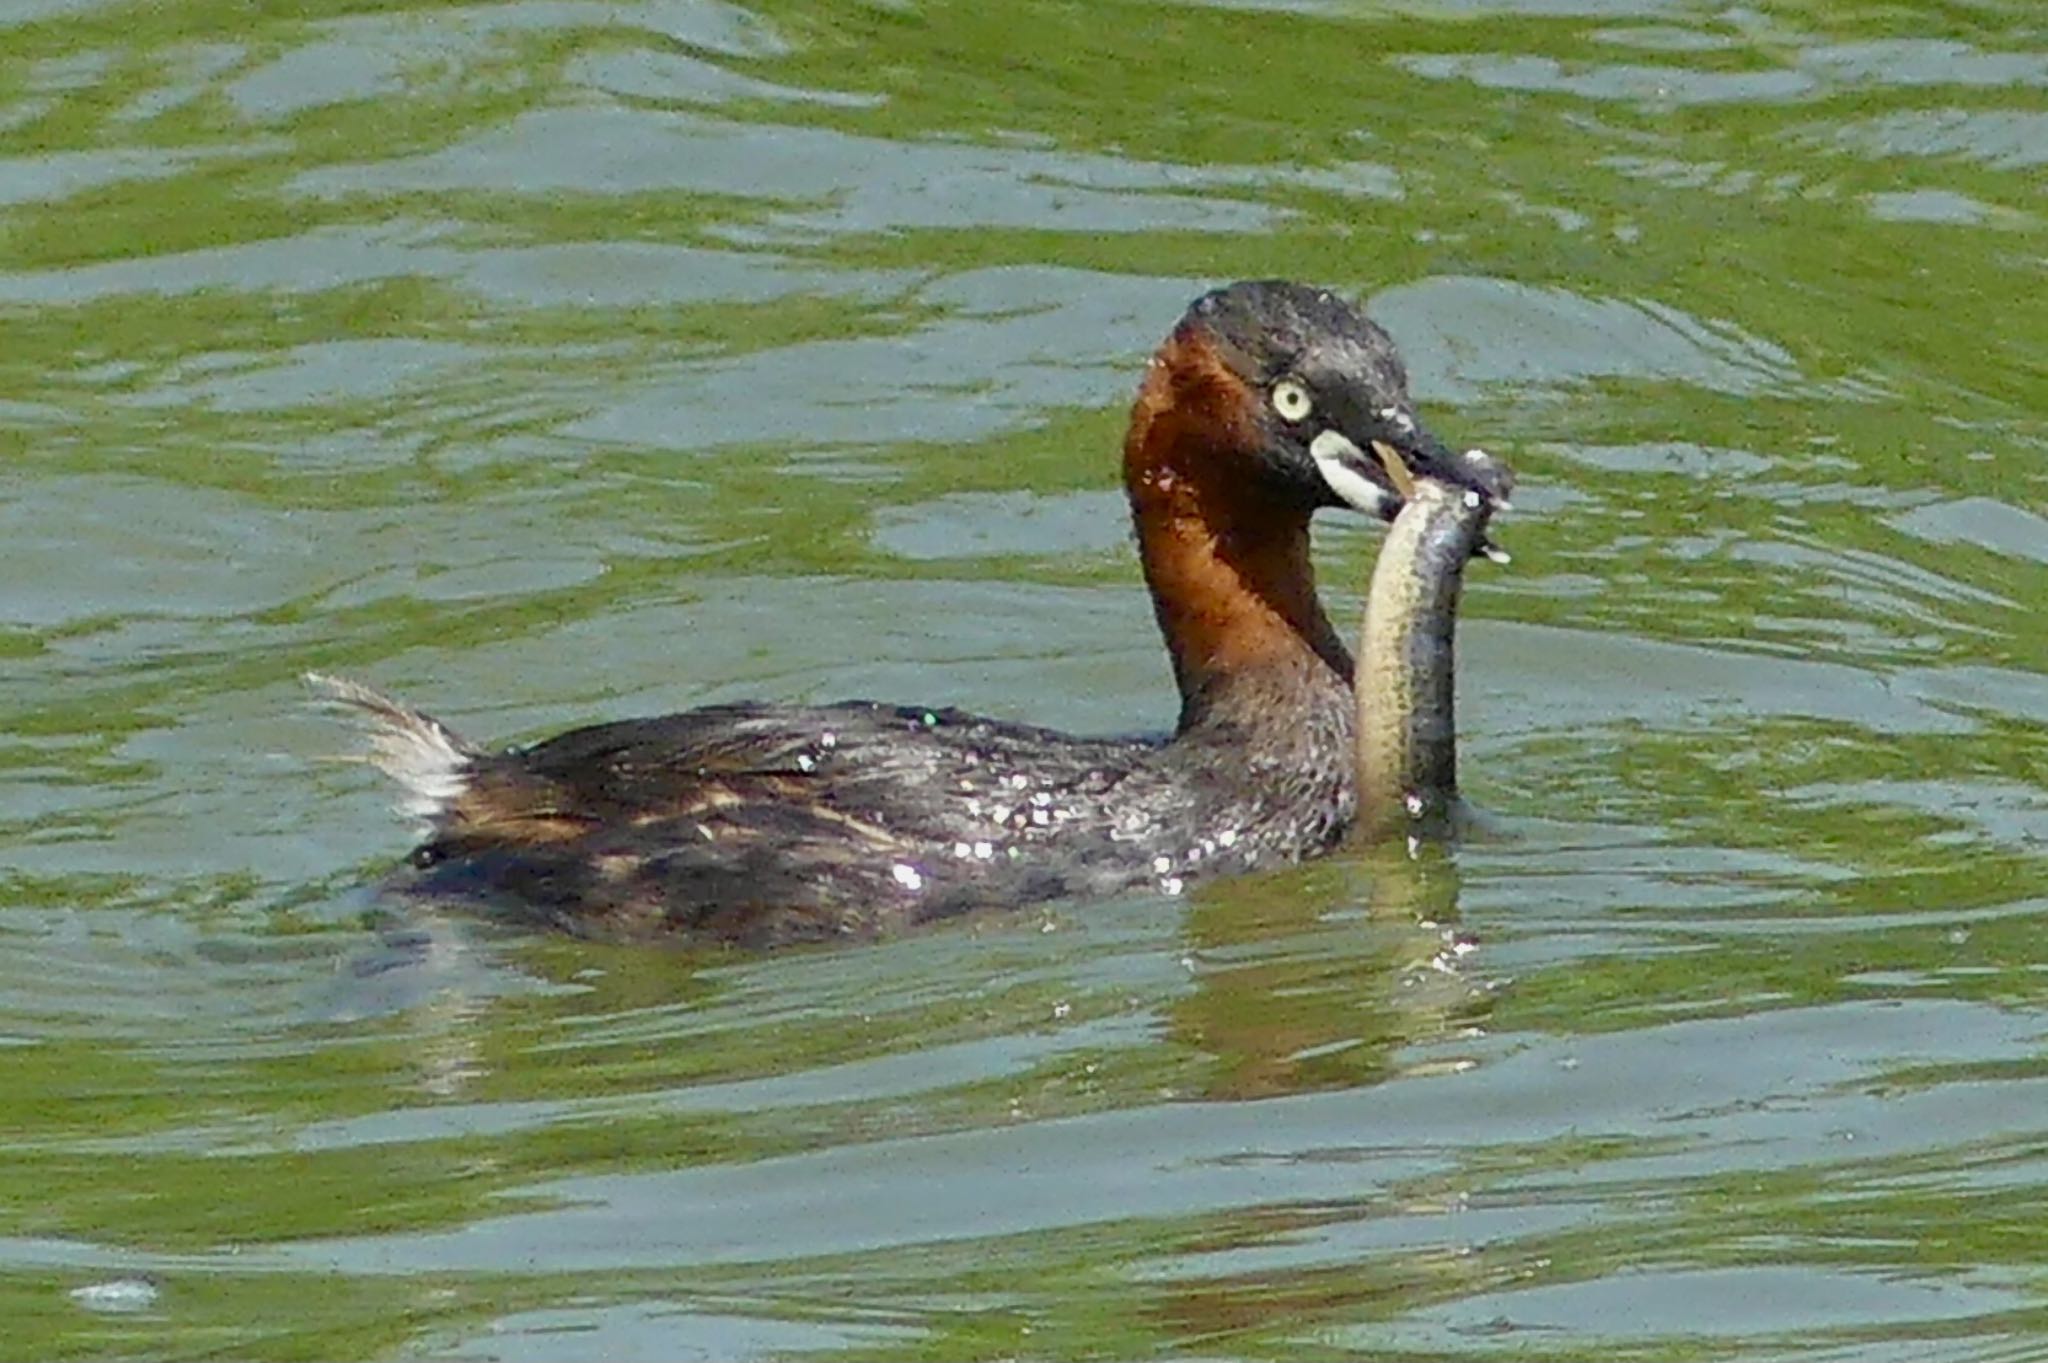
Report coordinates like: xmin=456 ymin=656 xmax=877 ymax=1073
xmin=309 ymin=892 xmax=554 ymax=1098
xmin=1172 ymin=844 xmax=1496 ymax=1102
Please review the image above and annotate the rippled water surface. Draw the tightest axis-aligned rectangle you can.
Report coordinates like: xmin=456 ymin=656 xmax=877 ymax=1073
xmin=4 ymin=0 xmax=2045 ymax=1358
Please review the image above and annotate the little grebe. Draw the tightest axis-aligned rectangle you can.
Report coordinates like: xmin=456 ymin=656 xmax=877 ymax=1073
xmin=314 ymin=281 xmax=1510 ymax=944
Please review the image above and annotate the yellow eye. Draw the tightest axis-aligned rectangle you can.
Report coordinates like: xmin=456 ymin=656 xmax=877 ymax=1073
xmin=1270 ymin=379 xmax=1313 ymax=423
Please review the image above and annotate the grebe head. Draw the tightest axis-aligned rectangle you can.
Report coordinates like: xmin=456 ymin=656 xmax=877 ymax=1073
xmin=1134 ymin=280 xmax=1506 ymax=521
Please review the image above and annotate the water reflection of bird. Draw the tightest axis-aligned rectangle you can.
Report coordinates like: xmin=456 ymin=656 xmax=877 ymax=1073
xmin=313 ymin=281 xmax=1510 ymax=944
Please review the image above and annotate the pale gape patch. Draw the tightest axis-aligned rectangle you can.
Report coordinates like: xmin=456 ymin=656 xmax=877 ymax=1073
xmin=1308 ymin=429 xmax=1387 ymax=516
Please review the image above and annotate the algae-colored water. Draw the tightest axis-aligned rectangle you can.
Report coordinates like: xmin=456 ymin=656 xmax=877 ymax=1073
xmin=3 ymin=1 xmax=2045 ymax=1358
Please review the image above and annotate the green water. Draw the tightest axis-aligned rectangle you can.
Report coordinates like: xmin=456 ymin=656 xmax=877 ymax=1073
xmin=3 ymin=0 xmax=2045 ymax=1358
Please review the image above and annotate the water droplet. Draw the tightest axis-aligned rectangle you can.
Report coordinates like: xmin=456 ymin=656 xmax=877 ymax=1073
xmin=69 ymin=1280 xmax=157 ymax=1314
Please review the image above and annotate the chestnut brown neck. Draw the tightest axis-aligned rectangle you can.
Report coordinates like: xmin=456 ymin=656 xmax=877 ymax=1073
xmin=1123 ymin=330 xmax=1353 ymax=732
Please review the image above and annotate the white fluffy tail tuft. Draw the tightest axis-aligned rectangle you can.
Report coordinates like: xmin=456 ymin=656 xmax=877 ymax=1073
xmin=305 ymin=672 xmax=478 ymax=826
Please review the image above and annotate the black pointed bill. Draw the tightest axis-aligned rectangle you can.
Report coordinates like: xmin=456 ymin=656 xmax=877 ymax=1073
xmin=1310 ymin=425 xmax=1515 ymax=565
